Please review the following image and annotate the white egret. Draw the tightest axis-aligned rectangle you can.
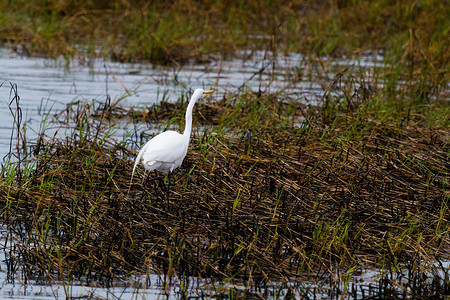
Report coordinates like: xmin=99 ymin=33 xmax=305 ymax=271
xmin=130 ymin=89 xmax=214 ymax=204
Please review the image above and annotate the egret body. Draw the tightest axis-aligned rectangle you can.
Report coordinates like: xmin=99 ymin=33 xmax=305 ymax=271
xmin=130 ymin=89 xmax=214 ymax=201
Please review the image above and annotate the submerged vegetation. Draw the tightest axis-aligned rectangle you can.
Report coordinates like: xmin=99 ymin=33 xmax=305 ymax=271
xmin=0 ymin=0 xmax=449 ymax=298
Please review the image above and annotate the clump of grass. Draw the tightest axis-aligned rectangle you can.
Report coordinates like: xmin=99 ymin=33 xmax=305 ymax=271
xmin=1 ymin=66 xmax=449 ymax=297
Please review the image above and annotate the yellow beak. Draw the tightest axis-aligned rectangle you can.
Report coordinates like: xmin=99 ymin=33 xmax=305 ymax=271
xmin=203 ymin=90 xmax=214 ymax=94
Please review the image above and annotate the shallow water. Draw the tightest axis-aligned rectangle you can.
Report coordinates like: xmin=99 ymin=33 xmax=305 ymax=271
xmin=0 ymin=49 xmax=285 ymax=160
xmin=0 ymin=48 xmax=386 ymax=161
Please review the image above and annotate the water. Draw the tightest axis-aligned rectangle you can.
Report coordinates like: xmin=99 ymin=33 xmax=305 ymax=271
xmin=0 ymin=49 xmax=292 ymax=160
xmin=0 ymin=48 xmax=388 ymax=161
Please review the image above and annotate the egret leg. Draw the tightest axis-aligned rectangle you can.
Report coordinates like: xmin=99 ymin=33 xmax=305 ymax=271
xmin=139 ymin=172 xmax=165 ymax=202
xmin=145 ymin=172 xmax=163 ymax=184
xmin=146 ymin=173 xmax=165 ymax=194
xmin=166 ymin=171 xmax=172 ymax=209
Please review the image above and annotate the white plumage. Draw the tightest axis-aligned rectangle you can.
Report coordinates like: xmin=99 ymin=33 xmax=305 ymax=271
xmin=134 ymin=130 xmax=188 ymax=174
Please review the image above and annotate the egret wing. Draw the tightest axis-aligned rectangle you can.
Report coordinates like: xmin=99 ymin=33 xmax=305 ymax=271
xmin=130 ymin=131 xmax=186 ymax=184
xmin=141 ymin=131 xmax=188 ymax=165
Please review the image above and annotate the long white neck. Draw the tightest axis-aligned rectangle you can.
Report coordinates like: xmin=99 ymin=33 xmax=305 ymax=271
xmin=183 ymin=97 xmax=197 ymax=143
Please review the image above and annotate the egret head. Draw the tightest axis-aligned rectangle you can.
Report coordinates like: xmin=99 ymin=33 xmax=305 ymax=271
xmin=191 ymin=89 xmax=214 ymax=103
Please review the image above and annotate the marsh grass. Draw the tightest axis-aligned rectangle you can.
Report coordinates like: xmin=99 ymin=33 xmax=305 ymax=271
xmin=1 ymin=0 xmax=448 ymax=71
xmin=1 ymin=53 xmax=449 ymax=297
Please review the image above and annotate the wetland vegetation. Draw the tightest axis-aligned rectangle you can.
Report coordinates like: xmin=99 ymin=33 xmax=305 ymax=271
xmin=0 ymin=0 xmax=449 ymax=298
